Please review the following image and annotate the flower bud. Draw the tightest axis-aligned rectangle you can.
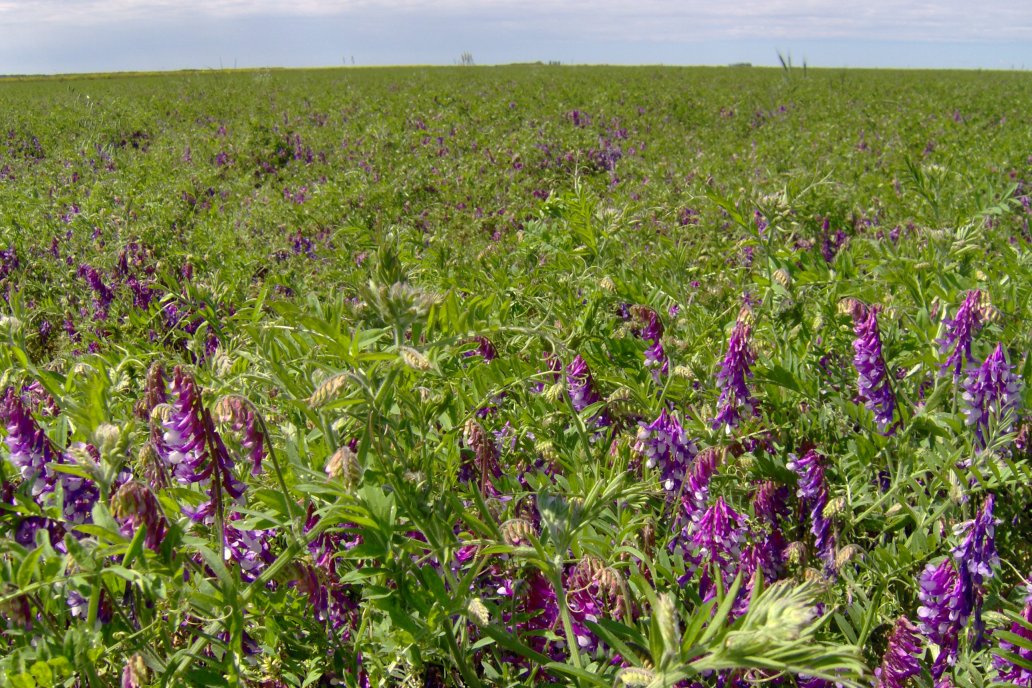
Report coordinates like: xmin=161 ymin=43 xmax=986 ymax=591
xmin=325 ymin=445 xmax=361 ymax=488
xmin=467 ymin=598 xmax=489 ymax=627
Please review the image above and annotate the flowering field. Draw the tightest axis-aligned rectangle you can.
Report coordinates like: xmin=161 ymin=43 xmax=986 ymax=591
xmin=1 ymin=65 xmax=1031 ymax=687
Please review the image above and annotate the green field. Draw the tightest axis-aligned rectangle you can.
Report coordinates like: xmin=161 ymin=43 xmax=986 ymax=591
xmin=1 ymin=66 xmax=1031 ymax=687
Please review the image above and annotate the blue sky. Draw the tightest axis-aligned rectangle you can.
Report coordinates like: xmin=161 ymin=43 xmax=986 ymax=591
xmin=1 ymin=0 xmax=1030 ymax=74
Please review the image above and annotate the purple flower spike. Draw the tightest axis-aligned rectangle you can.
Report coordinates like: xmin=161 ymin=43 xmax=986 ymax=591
xmin=993 ymin=577 xmax=1032 ymax=686
xmin=961 ymin=343 xmax=1023 ymax=450
xmin=682 ymin=446 xmax=721 ymax=521
xmin=684 ymin=497 xmax=748 ymax=600
xmin=224 ymin=515 xmax=276 ymax=583
xmin=635 ymin=410 xmax=696 ymax=493
xmin=852 ymin=307 xmax=897 ymax=434
xmin=163 ymin=369 xmax=212 ymax=486
xmin=632 ymin=306 xmax=669 ymax=381
xmin=566 ymin=355 xmax=610 ymax=428
xmin=711 ymin=320 xmax=756 ymax=431
xmin=874 ymin=617 xmax=923 ymax=688
xmin=787 ymin=449 xmax=834 ymax=570
xmin=464 ymin=336 xmax=497 ymax=362
xmin=917 ymin=558 xmax=963 ymax=680
xmin=111 ymin=481 xmax=167 ymax=551
xmin=2 ymin=387 xmax=61 ymax=497
xmin=938 ymin=290 xmax=982 ymax=378
xmin=163 ymin=367 xmax=246 ymax=522
xmin=566 ymin=355 xmax=601 ymax=412
xmin=952 ymin=494 xmax=999 ymax=646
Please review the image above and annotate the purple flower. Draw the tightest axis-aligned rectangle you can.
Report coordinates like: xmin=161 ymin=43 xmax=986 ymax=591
xmin=77 ymin=264 xmax=113 ymax=309
xmin=993 ymin=577 xmax=1032 ymax=686
xmin=0 ymin=246 xmax=18 ymax=279
xmin=110 ymin=481 xmax=167 ymax=551
xmin=567 ymin=355 xmax=601 ymax=412
xmin=938 ymin=290 xmax=982 ymax=378
xmin=121 ymin=656 xmax=146 ymax=688
xmin=711 ymin=320 xmax=756 ymax=430
xmin=463 ymin=336 xmax=497 ymax=362
xmin=852 ymin=307 xmax=897 ymax=434
xmin=751 ymin=480 xmax=790 ymax=574
xmin=917 ymin=558 xmax=963 ymax=679
xmin=951 ymin=494 xmax=999 ymax=646
xmin=787 ymin=449 xmax=834 ymax=570
xmin=565 ymin=556 xmax=629 ymax=651
xmin=679 ymin=497 xmax=747 ymax=601
xmin=682 ymin=446 xmax=721 ymax=521
xmin=632 ymin=306 xmax=669 ymax=381
xmin=566 ymin=355 xmax=609 ymax=427
xmin=635 ymin=409 xmax=696 ymax=493
xmin=290 ymin=562 xmax=359 ymax=632
xmin=2 ymin=387 xmax=61 ymax=497
xmin=59 ymin=447 xmax=100 ymax=525
xmin=874 ymin=617 xmax=922 ymax=688
xmin=224 ymin=515 xmax=276 ymax=583
xmin=162 ymin=367 xmax=245 ymax=522
xmin=215 ymin=396 xmax=265 ymax=476
xmin=961 ymin=343 xmax=1023 ymax=450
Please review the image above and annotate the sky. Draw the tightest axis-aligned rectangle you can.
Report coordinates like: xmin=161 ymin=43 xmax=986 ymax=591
xmin=1 ymin=0 xmax=1030 ymax=75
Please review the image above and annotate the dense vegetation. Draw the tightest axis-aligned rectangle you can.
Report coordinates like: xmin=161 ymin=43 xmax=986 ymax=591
xmin=1 ymin=65 xmax=1031 ymax=687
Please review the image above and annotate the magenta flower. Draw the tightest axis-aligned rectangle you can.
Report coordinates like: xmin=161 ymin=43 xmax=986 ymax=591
xmin=566 ymin=355 xmax=609 ymax=427
xmin=680 ymin=497 xmax=748 ymax=601
xmin=874 ymin=617 xmax=923 ymax=688
xmin=938 ymin=290 xmax=982 ymax=378
xmin=711 ymin=320 xmax=756 ymax=430
xmin=2 ymin=387 xmax=61 ymax=497
xmin=224 ymin=514 xmax=276 ymax=583
xmin=566 ymin=355 xmax=601 ymax=412
xmin=993 ymin=577 xmax=1032 ymax=686
xmin=917 ymin=558 xmax=963 ymax=679
xmin=682 ymin=446 xmax=721 ymax=522
xmin=787 ymin=449 xmax=834 ymax=571
xmin=632 ymin=306 xmax=668 ymax=381
xmin=961 ymin=343 xmax=1023 ymax=450
xmin=635 ymin=409 xmax=696 ymax=493
xmin=463 ymin=336 xmax=497 ymax=362
xmin=110 ymin=481 xmax=167 ymax=551
xmin=852 ymin=307 xmax=897 ymax=434
xmin=162 ymin=367 xmax=246 ymax=522
xmin=951 ymin=494 xmax=999 ymax=646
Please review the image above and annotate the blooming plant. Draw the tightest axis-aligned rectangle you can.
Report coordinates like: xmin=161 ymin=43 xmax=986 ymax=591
xmin=0 ymin=66 xmax=1030 ymax=688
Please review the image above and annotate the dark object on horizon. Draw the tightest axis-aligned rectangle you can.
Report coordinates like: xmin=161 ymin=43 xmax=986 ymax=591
xmin=729 ymin=62 xmax=752 ymax=68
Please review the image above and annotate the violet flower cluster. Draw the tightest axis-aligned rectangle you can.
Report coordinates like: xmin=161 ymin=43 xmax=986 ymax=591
xmin=162 ymin=366 xmax=246 ymax=522
xmin=224 ymin=515 xmax=277 ymax=583
xmin=787 ymin=449 xmax=834 ymax=571
xmin=917 ymin=558 xmax=964 ymax=679
xmin=874 ymin=617 xmax=923 ymax=688
xmin=682 ymin=446 xmax=721 ymax=522
xmin=635 ymin=409 xmax=696 ymax=493
xmin=110 ymin=481 xmax=167 ymax=551
xmin=566 ymin=355 xmax=609 ymax=427
xmin=3 ymin=387 xmax=61 ymax=497
xmin=678 ymin=497 xmax=748 ymax=601
xmin=2 ymin=388 xmax=99 ymax=528
xmin=961 ymin=343 xmax=1023 ymax=450
xmin=632 ymin=306 xmax=668 ymax=382
xmin=711 ymin=320 xmax=756 ymax=431
xmin=938 ymin=290 xmax=982 ymax=378
xmin=951 ymin=494 xmax=999 ymax=646
xmin=852 ymin=306 xmax=897 ymax=434
xmin=993 ymin=577 xmax=1032 ymax=686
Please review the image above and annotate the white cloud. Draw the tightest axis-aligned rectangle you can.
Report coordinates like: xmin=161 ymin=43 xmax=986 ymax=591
xmin=1 ymin=0 xmax=1030 ymax=42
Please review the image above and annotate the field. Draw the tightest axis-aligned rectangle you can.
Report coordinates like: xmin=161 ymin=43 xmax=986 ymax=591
xmin=1 ymin=65 xmax=1031 ymax=687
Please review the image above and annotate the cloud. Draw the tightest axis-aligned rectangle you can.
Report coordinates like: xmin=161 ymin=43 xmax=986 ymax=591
xmin=1 ymin=0 xmax=1030 ymax=42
